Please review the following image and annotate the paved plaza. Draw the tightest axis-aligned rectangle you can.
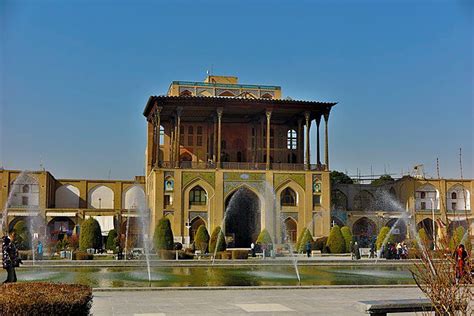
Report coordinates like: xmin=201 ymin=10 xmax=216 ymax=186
xmin=92 ymin=286 xmax=429 ymax=315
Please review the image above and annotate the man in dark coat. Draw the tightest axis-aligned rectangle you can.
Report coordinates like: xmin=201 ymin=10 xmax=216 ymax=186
xmin=2 ymin=232 xmax=21 ymax=283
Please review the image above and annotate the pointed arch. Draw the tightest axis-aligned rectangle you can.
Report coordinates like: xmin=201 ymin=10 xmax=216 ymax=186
xmin=218 ymin=90 xmax=235 ymax=97
xmin=447 ymin=184 xmax=470 ymax=211
xmin=122 ymin=185 xmax=145 ymax=210
xmin=352 ymin=217 xmax=377 ymax=247
xmin=190 ymin=216 xmax=206 ymax=243
xmin=55 ymin=184 xmax=80 ymax=208
xmin=88 ymin=185 xmax=114 ymax=209
xmin=9 ymin=174 xmax=39 ymax=208
xmin=353 ymin=190 xmax=375 ymax=211
xmin=261 ymin=93 xmax=273 ymax=99
xmin=282 ymin=217 xmax=297 ymax=243
xmin=332 ymin=189 xmax=348 ymax=211
xmin=415 ymin=183 xmax=439 ymax=210
xmin=180 ymin=89 xmax=193 ymax=96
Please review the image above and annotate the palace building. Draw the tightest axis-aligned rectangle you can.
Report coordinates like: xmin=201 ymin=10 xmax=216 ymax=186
xmin=0 ymin=75 xmax=472 ymax=248
xmin=143 ymin=75 xmax=336 ymax=246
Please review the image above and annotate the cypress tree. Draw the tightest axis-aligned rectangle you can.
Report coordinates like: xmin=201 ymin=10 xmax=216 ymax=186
xmin=297 ymin=229 xmax=313 ymax=253
xmin=256 ymin=229 xmax=273 ymax=245
xmin=376 ymin=226 xmax=394 ymax=250
xmin=326 ymin=225 xmax=345 ymax=253
xmin=340 ymin=226 xmax=352 ymax=253
xmin=194 ymin=225 xmax=210 ymax=253
xmin=79 ymin=217 xmax=102 ymax=250
xmin=209 ymin=226 xmax=226 ymax=253
xmin=106 ymin=229 xmax=118 ymax=250
xmin=153 ymin=217 xmax=174 ymax=250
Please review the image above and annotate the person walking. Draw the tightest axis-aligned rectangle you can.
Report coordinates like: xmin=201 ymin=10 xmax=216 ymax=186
xmin=2 ymin=232 xmax=22 ymax=283
xmin=352 ymin=241 xmax=361 ymax=260
xmin=251 ymin=242 xmax=256 ymax=257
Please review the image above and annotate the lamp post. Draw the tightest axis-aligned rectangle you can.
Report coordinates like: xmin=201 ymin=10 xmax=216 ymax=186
xmin=430 ymin=198 xmax=436 ymax=250
xmin=185 ymin=220 xmax=191 ymax=247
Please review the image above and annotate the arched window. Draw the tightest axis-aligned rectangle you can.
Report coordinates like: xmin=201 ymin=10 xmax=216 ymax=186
xmin=281 ymin=187 xmax=297 ymax=207
xmin=451 ymin=192 xmax=457 ymax=199
xmin=261 ymin=93 xmax=273 ymax=99
xmin=287 ymin=129 xmax=297 ymax=149
xmin=282 ymin=218 xmax=297 ymax=243
xmin=189 ymin=186 xmax=207 ymax=206
xmin=22 ymin=185 xmax=30 ymax=193
xmin=219 ymin=91 xmax=235 ymax=97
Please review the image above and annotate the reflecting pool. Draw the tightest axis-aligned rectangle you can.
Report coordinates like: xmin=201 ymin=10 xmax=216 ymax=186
xmin=9 ymin=265 xmax=415 ymax=288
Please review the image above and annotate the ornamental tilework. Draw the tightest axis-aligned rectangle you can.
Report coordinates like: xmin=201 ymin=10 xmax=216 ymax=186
xmin=223 ymin=181 xmax=266 ymax=196
xmin=189 ymin=211 xmax=208 ymax=222
xmin=280 ymin=212 xmax=298 ymax=222
xmin=182 ymin=172 xmax=215 ymax=188
xmin=331 ymin=209 xmax=347 ymax=224
xmin=274 ymin=173 xmax=305 ymax=189
xmin=223 ymin=173 xmax=265 ymax=182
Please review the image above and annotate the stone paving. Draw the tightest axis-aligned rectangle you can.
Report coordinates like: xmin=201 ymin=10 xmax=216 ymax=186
xmin=91 ymin=286 xmax=429 ymax=315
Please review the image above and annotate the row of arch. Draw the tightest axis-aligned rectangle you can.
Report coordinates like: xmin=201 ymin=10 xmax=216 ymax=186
xmin=332 ymin=184 xmax=471 ymax=212
xmin=179 ymin=89 xmax=274 ymax=99
xmin=55 ymin=184 xmax=145 ymax=209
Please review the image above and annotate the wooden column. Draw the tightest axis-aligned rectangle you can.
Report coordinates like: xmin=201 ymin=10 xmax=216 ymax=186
xmin=153 ymin=107 xmax=162 ymax=167
xmin=213 ymin=116 xmax=217 ymax=162
xmin=174 ymin=107 xmax=183 ymax=167
xmin=265 ymin=110 xmax=272 ymax=170
xmin=315 ymin=114 xmax=321 ymax=165
xmin=170 ymin=121 xmax=175 ymax=163
xmin=297 ymin=118 xmax=303 ymax=164
xmin=324 ymin=111 xmax=330 ymax=170
xmin=216 ymin=108 xmax=223 ymax=167
xmin=304 ymin=111 xmax=311 ymax=169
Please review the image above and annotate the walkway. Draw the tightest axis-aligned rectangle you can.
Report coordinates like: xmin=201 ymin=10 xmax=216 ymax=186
xmin=92 ymin=286 xmax=429 ymax=315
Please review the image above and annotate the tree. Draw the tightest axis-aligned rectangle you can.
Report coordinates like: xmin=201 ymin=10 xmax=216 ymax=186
xmin=340 ymin=226 xmax=352 ymax=253
xmin=376 ymin=226 xmax=394 ymax=250
xmin=256 ymin=229 xmax=273 ymax=245
xmin=417 ymin=228 xmax=431 ymax=249
xmin=106 ymin=229 xmax=118 ymax=251
xmin=330 ymin=171 xmax=353 ymax=186
xmin=153 ymin=217 xmax=174 ymax=250
xmin=194 ymin=225 xmax=210 ymax=253
xmin=297 ymin=229 xmax=313 ymax=253
xmin=326 ymin=225 xmax=345 ymax=253
xmin=79 ymin=217 xmax=102 ymax=250
xmin=371 ymin=174 xmax=395 ymax=186
xmin=209 ymin=226 xmax=226 ymax=253
xmin=12 ymin=220 xmax=31 ymax=250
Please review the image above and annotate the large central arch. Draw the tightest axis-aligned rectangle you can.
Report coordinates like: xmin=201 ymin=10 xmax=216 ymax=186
xmin=225 ymin=187 xmax=261 ymax=248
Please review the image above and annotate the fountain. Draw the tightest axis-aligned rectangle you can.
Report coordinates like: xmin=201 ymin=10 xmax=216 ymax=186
xmin=1 ymin=171 xmax=29 ymax=234
xmin=136 ymin=194 xmax=152 ymax=286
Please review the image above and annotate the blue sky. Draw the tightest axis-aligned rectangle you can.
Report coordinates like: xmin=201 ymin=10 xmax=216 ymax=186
xmin=1 ymin=0 xmax=472 ymax=180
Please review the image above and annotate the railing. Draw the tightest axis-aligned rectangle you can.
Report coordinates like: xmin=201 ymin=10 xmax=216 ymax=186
xmin=157 ymin=161 xmax=328 ymax=171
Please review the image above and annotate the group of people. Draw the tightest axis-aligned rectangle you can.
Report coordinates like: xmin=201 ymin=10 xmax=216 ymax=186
xmin=2 ymin=231 xmax=22 ymax=283
xmin=380 ymin=242 xmax=409 ymax=260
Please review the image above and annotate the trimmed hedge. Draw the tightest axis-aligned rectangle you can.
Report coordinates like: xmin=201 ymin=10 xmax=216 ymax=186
xmin=0 ymin=282 xmax=92 ymax=316
xmin=376 ymin=226 xmax=394 ymax=250
xmin=326 ymin=225 xmax=345 ymax=253
xmin=256 ymin=229 xmax=273 ymax=245
xmin=295 ymin=229 xmax=307 ymax=252
xmin=72 ymin=251 xmax=93 ymax=260
xmin=297 ymin=229 xmax=313 ymax=253
xmin=340 ymin=226 xmax=352 ymax=253
xmin=153 ymin=217 xmax=174 ymax=250
xmin=106 ymin=229 xmax=118 ymax=251
xmin=79 ymin=217 xmax=102 ymax=251
xmin=209 ymin=226 xmax=226 ymax=253
xmin=194 ymin=225 xmax=210 ymax=253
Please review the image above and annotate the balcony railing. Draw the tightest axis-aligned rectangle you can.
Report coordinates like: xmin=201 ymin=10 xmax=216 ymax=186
xmin=157 ymin=161 xmax=327 ymax=171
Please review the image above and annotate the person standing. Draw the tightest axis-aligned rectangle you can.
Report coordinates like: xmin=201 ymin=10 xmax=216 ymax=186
xmin=305 ymin=240 xmax=312 ymax=258
xmin=2 ymin=232 xmax=21 ymax=283
xmin=454 ymin=244 xmax=468 ymax=282
xmin=37 ymin=240 xmax=43 ymax=260
xmin=250 ymin=242 xmax=256 ymax=257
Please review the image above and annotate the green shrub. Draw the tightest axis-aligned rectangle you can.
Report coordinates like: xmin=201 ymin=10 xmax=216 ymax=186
xmin=295 ymin=229 xmax=307 ymax=251
xmin=106 ymin=229 xmax=118 ymax=251
xmin=194 ymin=225 xmax=210 ymax=253
xmin=340 ymin=226 xmax=352 ymax=253
xmin=231 ymin=249 xmax=249 ymax=259
xmin=256 ymin=229 xmax=273 ymax=245
xmin=153 ymin=217 xmax=174 ymax=250
xmin=326 ymin=225 xmax=345 ymax=253
xmin=72 ymin=251 xmax=93 ymax=260
xmin=79 ymin=218 xmax=102 ymax=251
xmin=0 ymin=282 xmax=92 ymax=315
xmin=209 ymin=226 xmax=226 ymax=253
xmin=450 ymin=226 xmax=472 ymax=252
xmin=13 ymin=220 xmax=30 ymax=250
xmin=314 ymin=236 xmax=328 ymax=252
xmin=297 ymin=229 xmax=313 ymax=253
xmin=376 ymin=226 xmax=394 ymax=250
